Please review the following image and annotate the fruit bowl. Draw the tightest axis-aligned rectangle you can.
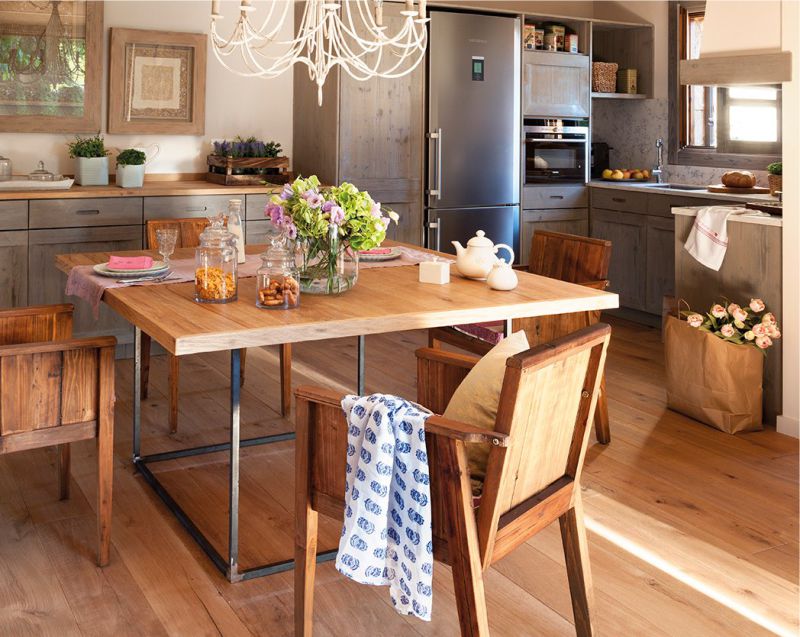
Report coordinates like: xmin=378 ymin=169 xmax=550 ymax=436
xmin=601 ymin=168 xmax=651 ymax=181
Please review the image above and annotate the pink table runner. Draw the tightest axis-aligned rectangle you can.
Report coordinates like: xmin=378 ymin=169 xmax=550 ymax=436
xmin=65 ymin=246 xmax=450 ymax=318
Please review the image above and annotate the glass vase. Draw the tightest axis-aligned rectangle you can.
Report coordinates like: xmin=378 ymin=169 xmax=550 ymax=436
xmin=299 ymin=224 xmax=359 ymax=295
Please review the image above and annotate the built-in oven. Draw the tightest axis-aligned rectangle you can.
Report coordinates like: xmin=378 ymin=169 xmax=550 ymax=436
xmin=524 ymin=118 xmax=589 ymax=185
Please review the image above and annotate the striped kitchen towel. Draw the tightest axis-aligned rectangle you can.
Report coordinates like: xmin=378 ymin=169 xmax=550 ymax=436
xmin=684 ymin=206 xmax=748 ymax=271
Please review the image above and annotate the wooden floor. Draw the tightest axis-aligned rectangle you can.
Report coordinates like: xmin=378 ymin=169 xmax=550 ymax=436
xmin=1 ymin=319 xmax=797 ymax=637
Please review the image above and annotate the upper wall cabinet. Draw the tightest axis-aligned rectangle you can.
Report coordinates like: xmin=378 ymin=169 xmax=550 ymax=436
xmin=522 ymin=51 xmax=590 ymax=118
xmin=591 ymin=21 xmax=655 ymax=99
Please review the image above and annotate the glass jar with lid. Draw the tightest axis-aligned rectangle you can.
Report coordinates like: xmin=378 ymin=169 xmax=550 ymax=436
xmin=256 ymin=232 xmax=300 ymax=309
xmin=195 ymin=213 xmax=238 ymax=303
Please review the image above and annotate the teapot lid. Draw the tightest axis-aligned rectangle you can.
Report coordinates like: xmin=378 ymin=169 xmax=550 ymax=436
xmin=466 ymin=230 xmax=494 ymax=248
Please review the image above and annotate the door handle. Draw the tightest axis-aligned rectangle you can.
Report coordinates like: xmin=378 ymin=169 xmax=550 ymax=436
xmin=76 ymin=209 xmax=101 ymax=215
xmin=429 ymin=221 xmax=441 ymax=252
xmin=186 ymin=206 xmax=208 ymax=213
xmin=549 ymin=195 xmax=564 ymax=200
xmin=428 ymin=128 xmax=443 ymax=200
xmin=612 ymin=197 xmax=626 ymax=203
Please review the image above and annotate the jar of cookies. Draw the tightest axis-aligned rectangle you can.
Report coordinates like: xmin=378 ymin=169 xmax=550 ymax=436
xmin=195 ymin=214 xmax=238 ymax=303
xmin=256 ymin=233 xmax=300 ymax=309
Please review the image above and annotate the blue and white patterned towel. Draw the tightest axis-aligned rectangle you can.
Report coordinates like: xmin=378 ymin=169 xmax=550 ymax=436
xmin=336 ymin=394 xmax=434 ymax=621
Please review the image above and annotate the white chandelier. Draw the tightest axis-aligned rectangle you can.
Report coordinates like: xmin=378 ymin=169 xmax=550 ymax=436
xmin=210 ymin=0 xmax=429 ymax=104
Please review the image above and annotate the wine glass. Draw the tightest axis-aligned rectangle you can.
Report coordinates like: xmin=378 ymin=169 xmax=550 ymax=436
xmin=155 ymin=228 xmax=178 ymax=266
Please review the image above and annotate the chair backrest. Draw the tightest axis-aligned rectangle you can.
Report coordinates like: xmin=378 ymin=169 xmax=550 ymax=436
xmin=0 ymin=304 xmax=73 ymax=346
xmin=145 ymin=218 xmax=210 ymax=250
xmin=528 ymin=231 xmax=611 ymax=284
xmin=476 ymin=323 xmax=610 ymax=564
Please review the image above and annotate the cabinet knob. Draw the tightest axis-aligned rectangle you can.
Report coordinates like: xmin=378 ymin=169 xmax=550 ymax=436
xmin=611 ymin=197 xmax=626 ymax=203
xmin=549 ymin=195 xmax=564 ymax=199
xmin=76 ymin=209 xmax=101 ymax=215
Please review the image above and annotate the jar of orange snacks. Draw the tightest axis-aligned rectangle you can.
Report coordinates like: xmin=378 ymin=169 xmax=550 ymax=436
xmin=195 ymin=214 xmax=238 ymax=303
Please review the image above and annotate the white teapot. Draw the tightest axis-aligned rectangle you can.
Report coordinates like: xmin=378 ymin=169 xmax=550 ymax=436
xmin=486 ymin=258 xmax=519 ymax=291
xmin=451 ymin=230 xmax=515 ymax=280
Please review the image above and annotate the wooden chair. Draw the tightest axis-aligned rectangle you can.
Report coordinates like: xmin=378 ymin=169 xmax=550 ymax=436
xmin=0 ymin=304 xmax=115 ymax=566
xmin=142 ymin=218 xmax=293 ymax=431
xmin=429 ymin=230 xmax=613 ymax=444
xmin=295 ymin=323 xmax=611 ymax=636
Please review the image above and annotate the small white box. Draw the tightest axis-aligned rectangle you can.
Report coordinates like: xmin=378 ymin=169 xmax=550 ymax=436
xmin=419 ymin=261 xmax=450 ymax=284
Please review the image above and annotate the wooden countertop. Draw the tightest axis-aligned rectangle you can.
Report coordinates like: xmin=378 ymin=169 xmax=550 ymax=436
xmin=0 ymin=180 xmax=282 ymax=201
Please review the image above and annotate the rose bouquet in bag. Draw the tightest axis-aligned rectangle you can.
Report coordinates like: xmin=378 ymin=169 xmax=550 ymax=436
xmin=665 ymin=298 xmax=780 ymax=433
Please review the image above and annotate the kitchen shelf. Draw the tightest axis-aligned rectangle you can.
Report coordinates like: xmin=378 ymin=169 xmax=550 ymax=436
xmin=591 ymin=92 xmax=647 ymax=99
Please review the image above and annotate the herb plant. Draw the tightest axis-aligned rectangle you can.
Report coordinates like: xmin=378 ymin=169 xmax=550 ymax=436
xmin=767 ymin=162 xmax=782 ymax=176
xmin=212 ymin=136 xmax=282 ymax=158
xmin=67 ymin=135 xmax=108 ymax=159
xmin=116 ymin=148 xmax=146 ymax=166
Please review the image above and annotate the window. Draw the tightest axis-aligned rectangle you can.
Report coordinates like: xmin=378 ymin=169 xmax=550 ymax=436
xmin=669 ymin=1 xmax=782 ymax=168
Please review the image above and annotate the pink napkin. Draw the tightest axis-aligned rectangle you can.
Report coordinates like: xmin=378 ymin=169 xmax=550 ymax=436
xmin=360 ymin=248 xmax=392 ymax=255
xmin=108 ymin=255 xmax=153 ymax=270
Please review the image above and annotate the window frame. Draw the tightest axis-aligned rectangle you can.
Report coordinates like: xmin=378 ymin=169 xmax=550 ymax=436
xmin=667 ymin=0 xmax=781 ymax=170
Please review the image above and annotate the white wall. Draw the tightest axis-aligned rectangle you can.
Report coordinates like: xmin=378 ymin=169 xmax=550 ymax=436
xmin=1 ymin=0 xmax=294 ymax=177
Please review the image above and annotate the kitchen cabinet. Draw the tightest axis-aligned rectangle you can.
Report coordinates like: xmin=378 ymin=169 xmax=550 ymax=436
xmin=522 ymin=51 xmax=590 ymax=118
xmin=144 ymin=195 xmax=242 ymax=221
xmin=522 ymin=185 xmax=587 ymax=210
xmin=590 ymin=208 xmax=647 ymax=310
xmin=520 ymin=209 xmax=588 ymax=265
xmin=28 ymin=226 xmax=142 ymax=341
xmin=645 ymin=216 xmax=675 ymax=314
xmin=293 ymin=1 xmax=424 ymax=246
xmin=30 ymin=197 xmax=142 ymax=229
xmin=0 ymin=231 xmax=28 ymax=308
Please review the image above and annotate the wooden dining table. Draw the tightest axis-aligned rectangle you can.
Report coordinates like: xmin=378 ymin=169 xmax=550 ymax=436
xmin=56 ymin=242 xmax=618 ymax=582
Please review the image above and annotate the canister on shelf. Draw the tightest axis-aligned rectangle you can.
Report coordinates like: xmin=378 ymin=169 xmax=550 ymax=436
xmin=617 ymin=68 xmax=638 ymax=94
xmin=523 ymin=24 xmax=536 ymax=50
xmin=545 ymin=24 xmax=566 ymax=51
xmin=567 ymin=34 xmax=579 ymax=53
xmin=534 ymin=28 xmax=544 ymax=49
xmin=544 ymin=33 xmax=558 ymax=51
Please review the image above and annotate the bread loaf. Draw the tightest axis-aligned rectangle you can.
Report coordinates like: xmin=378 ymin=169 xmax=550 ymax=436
xmin=721 ymin=170 xmax=757 ymax=188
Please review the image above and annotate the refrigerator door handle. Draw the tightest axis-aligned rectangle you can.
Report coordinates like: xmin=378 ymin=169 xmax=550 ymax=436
xmin=428 ymin=128 xmax=443 ymax=199
xmin=428 ymin=221 xmax=441 ymax=252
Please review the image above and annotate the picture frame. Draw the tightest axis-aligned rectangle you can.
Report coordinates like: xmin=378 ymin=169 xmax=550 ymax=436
xmin=108 ymin=28 xmax=206 ymax=135
xmin=0 ymin=1 xmax=103 ymax=133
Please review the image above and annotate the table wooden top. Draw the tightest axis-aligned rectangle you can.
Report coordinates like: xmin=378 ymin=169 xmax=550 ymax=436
xmin=56 ymin=244 xmax=619 ymax=356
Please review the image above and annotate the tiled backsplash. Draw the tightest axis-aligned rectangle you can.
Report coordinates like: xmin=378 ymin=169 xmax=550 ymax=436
xmin=591 ymin=98 xmax=770 ymax=187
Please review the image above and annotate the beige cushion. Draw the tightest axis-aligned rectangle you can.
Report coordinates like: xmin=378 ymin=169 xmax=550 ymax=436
xmin=443 ymin=330 xmax=530 ymax=489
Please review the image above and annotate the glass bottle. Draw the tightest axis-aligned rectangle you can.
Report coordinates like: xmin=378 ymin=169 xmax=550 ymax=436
xmin=195 ymin=213 xmax=238 ymax=303
xmin=227 ymin=198 xmax=246 ymax=264
xmin=256 ymin=232 xmax=300 ymax=309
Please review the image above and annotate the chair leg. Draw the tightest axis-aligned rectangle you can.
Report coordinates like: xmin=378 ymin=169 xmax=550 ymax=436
xmin=593 ymin=374 xmax=610 ymax=444
xmin=280 ymin=343 xmax=292 ymax=416
xmin=240 ymin=348 xmax=247 ymax=387
xmin=559 ymin=495 xmax=596 ymax=637
xmin=140 ymin=332 xmax=152 ymax=400
xmin=97 ymin=348 xmax=115 ymax=568
xmin=168 ymin=354 xmax=179 ymax=434
xmin=295 ymin=398 xmax=318 ymax=637
xmin=57 ymin=444 xmax=70 ymax=500
xmin=442 ymin=439 xmax=490 ymax=636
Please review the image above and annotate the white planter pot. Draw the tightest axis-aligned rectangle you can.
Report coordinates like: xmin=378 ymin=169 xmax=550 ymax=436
xmin=116 ymin=163 xmax=145 ymax=188
xmin=75 ymin=156 xmax=109 ymax=186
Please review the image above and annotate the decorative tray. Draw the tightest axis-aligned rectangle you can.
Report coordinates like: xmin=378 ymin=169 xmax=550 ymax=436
xmin=0 ymin=178 xmax=74 ymax=191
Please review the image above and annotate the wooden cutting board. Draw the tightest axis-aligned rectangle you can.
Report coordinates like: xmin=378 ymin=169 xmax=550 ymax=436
xmin=707 ymin=184 xmax=771 ymax=194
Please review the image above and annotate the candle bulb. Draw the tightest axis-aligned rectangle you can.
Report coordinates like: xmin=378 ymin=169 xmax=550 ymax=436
xmin=211 ymin=0 xmax=220 ymax=15
xmin=405 ymin=0 xmax=414 ymax=12
xmin=375 ymin=0 xmax=383 ymax=26
xmin=418 ymin=0 xmax=426 ymax=18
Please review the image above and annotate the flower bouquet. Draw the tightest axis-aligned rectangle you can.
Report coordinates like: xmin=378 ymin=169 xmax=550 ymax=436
xmin=265 ymin=175 xmax=398 ymax=294
xmin=665 ymin=298 xmax=780 ymax=433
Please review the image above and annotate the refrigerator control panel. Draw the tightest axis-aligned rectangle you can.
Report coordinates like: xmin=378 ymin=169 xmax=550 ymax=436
xmin=471 ymin=56 xmax=485 ymax=81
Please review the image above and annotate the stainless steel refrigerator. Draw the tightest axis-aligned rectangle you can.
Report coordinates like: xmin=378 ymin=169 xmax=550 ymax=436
xmin=425 ymin=11 xmax=521 ymax=258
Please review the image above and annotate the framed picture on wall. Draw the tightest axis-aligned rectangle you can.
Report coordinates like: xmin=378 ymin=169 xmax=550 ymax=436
xmin=0 ymin=0 xmax=103 ymax=133
xmin=108 ymin=28 xmax=206 ymax=135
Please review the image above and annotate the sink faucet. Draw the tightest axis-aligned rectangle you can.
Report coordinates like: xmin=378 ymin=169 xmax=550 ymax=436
xmin=653 ymin=138 xmax=664 ymax=183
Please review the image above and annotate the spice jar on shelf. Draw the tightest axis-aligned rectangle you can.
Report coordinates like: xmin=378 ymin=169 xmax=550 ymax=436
xmin=256 ymin=232 xmax=300 ymax=309
xmin=195 ymin=213 xmax=238 ymax=303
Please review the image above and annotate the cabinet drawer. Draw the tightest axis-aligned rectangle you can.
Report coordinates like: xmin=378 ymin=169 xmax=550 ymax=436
xmin=143 ymin=195 xmax=245 ymax=220
xmin=0 ymin=201 xmax=27 ymax=230
xmin=590 ymin=188 xmax=648 ymax=214
xmin=523 ymin=186 xmax=587 ymax=210
xmin=647 ymin=193 xmax=729 ymax=217
xmin=245 ymin=194 xmax=269 ymax=221
xmin=245 ymin=220 xmax=271 ymax=245
xmin=30 ymin=198 xmax=142 ymax=229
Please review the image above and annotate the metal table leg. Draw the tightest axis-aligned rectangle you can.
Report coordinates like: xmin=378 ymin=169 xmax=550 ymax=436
xmin=133 ymin=327 xmax=141 ymax=461
xmin=228 ymin=348 xmax=241 ymax=580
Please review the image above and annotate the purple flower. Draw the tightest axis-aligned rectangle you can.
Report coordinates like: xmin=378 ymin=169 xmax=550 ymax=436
xmin=265 ymin=201 xmax=284 ymax=224
xmin=306 ymin=192 xmax=324 ymax=209
xmin=285 ymin=220 xmax=297 ymax=240
xmin=322 ymin=200 xmax=334 ymax=213
xmin=370 ymin=201 xmax=382 ymax=218
xmin=329 ymin=205 xmax=345 ymax=225
xmin=280 ymin=183 xmax=293 ymax=200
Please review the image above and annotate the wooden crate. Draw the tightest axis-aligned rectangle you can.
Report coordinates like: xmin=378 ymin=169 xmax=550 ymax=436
xmin=206 ymin=155 xmax=292 ymax=186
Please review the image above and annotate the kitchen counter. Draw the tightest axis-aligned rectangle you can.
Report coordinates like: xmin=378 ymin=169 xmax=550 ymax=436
xmin=0 ymin=179 xmax=281 ymax=201
xmin=672 ymin=206 xmax=782 ymax=227
xmin=590 ymin=179 xmax=778 ymax=204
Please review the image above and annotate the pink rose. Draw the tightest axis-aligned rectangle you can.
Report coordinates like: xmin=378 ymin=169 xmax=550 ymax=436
xmin=744 ymin=331 xmax=755 ymax=341
xmin=710 ymin=304 xmax=727 ymax=319
xmin=762 ymin=312 xmax=776 ymax=326
xmin=720 ymin=324 xmax=735 ymax=338
xmin=755 ymin=335 xmax=773 ymax=349
xmin=749 ymin=298 xmax=765 ymax=312
xmin=732 ymin=307 xmax=748 ymax=322
xmin=752 ymin=323 xmax=767 ymax=337
xmin=726 ymin=303 xmax=738 ymax=314
xmin=686 ymin=313 xmax=704 ymax=328
xmin=767 ymin=325 xmax=781 ymax=339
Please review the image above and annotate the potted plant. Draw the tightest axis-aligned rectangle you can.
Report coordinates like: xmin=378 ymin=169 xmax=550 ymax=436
xmin=116 ymin=148 xmax=147 ymax=188
xmin=67 ymin=135 xmax=109 ymax=186
xmin=767 ymin=161 xmax=782 ymax=196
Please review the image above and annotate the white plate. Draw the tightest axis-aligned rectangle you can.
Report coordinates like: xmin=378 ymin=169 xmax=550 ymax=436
xmin=358 ymin=247 xmax=402 ymax=262
xmin=93 ymin=262 xmax=169 ymax=278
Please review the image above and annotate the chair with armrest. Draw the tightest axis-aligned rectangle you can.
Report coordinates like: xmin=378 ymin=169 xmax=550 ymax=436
xmin=143 ymin=218 xmax=294 ymax=432
xmin=429 ymin=230 xmax=613 ymax=444
xmin=295 ymin=323 xmax=611 ymax=636
xmin=0 ymin=304 xmax=115 ymax=566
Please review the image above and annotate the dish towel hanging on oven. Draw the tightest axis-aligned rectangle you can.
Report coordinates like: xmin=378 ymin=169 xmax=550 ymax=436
xmin=337 ymin=394 xmax=434 ymax=621
xmin=684 ymin=206 xmax=748 ymax=271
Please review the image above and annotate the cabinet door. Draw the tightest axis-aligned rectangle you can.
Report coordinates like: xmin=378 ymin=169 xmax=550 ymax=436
xmin=29 ymin=226 xmax=142 ymax=342
xmin=0 ymin=231 xmax=28 ymax=308
xmin=523 ymin=51 xmax=590 ymax=118
xmin=520 ymin=208 xmax=588 ymax=265
xmin=645 ymin=215 xmax=675 ymax=314
xmin=590 ymin=208 xmax=646 ymax=310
